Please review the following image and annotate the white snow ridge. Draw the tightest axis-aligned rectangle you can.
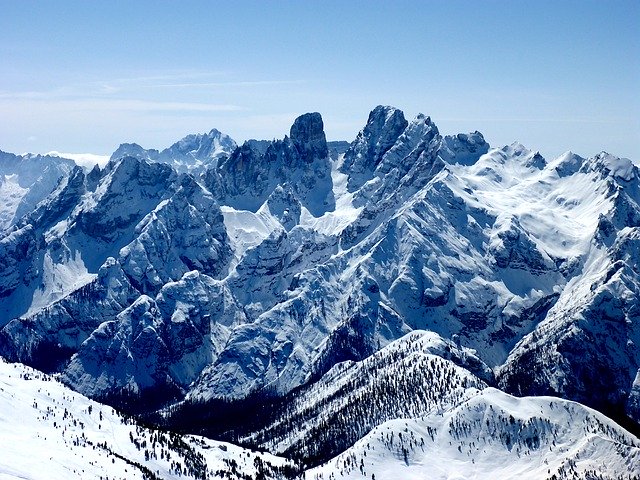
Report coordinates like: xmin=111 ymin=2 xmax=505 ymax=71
xmin=0 ymin=106 xmax=639 ymax=479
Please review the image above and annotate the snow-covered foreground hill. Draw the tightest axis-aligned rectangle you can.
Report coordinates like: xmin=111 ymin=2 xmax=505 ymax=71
xmin=0 ymin=358 xmax=296 ymax=480
xmin=2 ymin=344 xmax=638 ymax=480
xmin=308 ymin=387 xmax=640 ymax=480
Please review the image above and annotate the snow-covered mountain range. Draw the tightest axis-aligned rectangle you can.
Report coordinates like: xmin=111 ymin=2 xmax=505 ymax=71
xmin=0 ymin=106 xmax=638 ymax=478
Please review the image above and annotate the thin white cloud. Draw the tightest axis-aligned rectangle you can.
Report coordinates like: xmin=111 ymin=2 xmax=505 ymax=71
xmin=99 ymin=99 xmax=246 ymax=112
xmin=0 ymin=71 xmax=232 ymax=100
xmin=437 ymin=116 xmax=632 ymax=124
xmin=0 ymin=74 xmax=303 ymax=101
xmin=0 ymin=90 xmax=51 ymax=99
xmin=151 ymin=80 xmax=305 ymax=89
xmin=104 ymin=71 xmax=231 ymax=85
xmin=0 ymin=97 xmax=245 ymax=113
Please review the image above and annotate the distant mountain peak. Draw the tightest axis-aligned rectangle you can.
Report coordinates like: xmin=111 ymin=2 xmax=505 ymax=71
xmin=109 ymin=128 xmax=237 ymax=175
xmin=582 ymin=151 xmax=637 ymax=181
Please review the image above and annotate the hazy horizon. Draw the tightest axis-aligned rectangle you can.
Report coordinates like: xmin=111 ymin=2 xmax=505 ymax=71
xmin=1 ymin=0 xmax=638 ymax=161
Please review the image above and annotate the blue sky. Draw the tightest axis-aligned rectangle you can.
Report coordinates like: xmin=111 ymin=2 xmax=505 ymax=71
xmin=1 ymin=0 xmax=638 ymax=160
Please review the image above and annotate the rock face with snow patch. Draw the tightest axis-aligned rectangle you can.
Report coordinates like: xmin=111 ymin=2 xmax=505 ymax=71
xmin=118 ymin=175 xmax=232 ymax=294
xmin=0 ymin=157 xmax=179 ymax=366
xmin=0 ymin=257 xmax=139 ymax=372
xmin=61 ymin=270 xmax=243 ymax=404
xmin=264 ymin=185 xmax=301 ymax=231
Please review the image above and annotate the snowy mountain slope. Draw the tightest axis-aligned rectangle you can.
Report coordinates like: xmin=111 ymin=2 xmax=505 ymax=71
xmin=0 ymin=156 xmax=179 ymax=331
xmin=117 ymin=174 xmax=232 ymax=294
xmin=57 ymin=213 xmax=338 ymax=402
xmin=110 ymin=128 xmax=237 ymax=175
xmin=308 ymin=387 xmax=640 ymax=480
xmin=0 ymin=165 xmax=95 ymax=323
xmin=185 ymin=115 xmax=637 ymax=427
xmin=164 ymin=330 xmax=639 ymax=478
xmin=152 ymin=112 xmax=493 ymax=403
xmin=0 ymin=158 xmax=234 ymax=389
xmin=176 ymin=226 xmax=341 ymax=402
xmin=0 ymin=257 xmax=139 ymax=372
xmin=183 ymin=139 xmax=567 ymax=403
xmin=2 ymin=344 xmax=637 ymax=480
xmin=47 ymin=118 xmax=352 ymax=402
xmin=234 ymin=331 xmax=490 ymax=464
xmin=497 ymin=155 xmax=640 ymax=424
xmin=0 ymin=358 xmax=297 ymax=480
xmin=60 ymin=271 xmax=246 ymax=408
xmin=0 ymin=150 xmax=75 ymax=232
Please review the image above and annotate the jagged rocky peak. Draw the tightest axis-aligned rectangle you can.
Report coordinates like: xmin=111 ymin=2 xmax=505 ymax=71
xmin=497 ymin=142 xmax=547 ymax=169
xmin=0 ymin=151 xmax=75 ymax=195
xmin=85 ymin=162 xmax=104 ymax=191
xmin=213 ymin=140 xmax=270 ymax=211
xmin=341 ymin=105 xmax=409 ymax=190
xmin=101 ymin=154 xmax=176 ymax=190
xmin=21 ymin=165 xmax=87 ymax=230
xmin=244 ymin=139 xmax=272 ymax=155
xmin=0 ymin=150 xmax=76 ymax=232
xmin=581 ymin=151 xmax=638 ymax=182
xmin=372 ymin=112 xmax=440 ymax=178
xmin=439 ymin=131 xmax=490 ymax=166
xmin=227 ymin=139 xmax=262 ymax=168
xmin=118 ymin=173 xmax=232 ymax=295
xmin=74 ymin=155 xmax=177 ymax=246
xmin=547 ymin=150 xmax=585 ymax=177
xmin=216 ymin=112 xmax=334 ymax=215
xmin=61 ymin=269 xmax=243 ymax=406
xmin=289 ymin=112 xmax=328 ymax=163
